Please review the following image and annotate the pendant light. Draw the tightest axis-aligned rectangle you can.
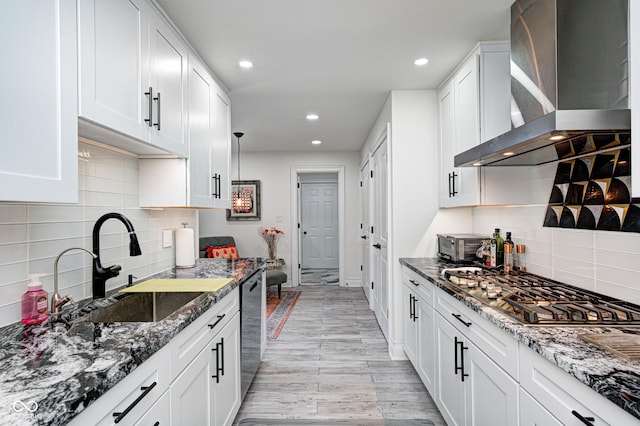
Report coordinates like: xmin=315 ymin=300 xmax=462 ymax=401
xmin=232 ymin=132 xmax=251 ymax=213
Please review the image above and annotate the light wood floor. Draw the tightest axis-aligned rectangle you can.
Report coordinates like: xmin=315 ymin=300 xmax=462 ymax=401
xmin=234 ymin=286 xmax=446 ymax=425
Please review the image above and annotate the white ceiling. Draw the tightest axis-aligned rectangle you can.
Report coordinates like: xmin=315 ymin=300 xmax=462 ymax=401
xmin=155 ymin=0 xmax=513 ymax=152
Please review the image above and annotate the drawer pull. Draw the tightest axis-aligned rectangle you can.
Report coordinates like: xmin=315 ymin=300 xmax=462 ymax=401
xmin=112 ymin=381 xmax=157 ymax=423
xmin=153 ymin=423 xmax=160 ymax=426
xmin=571 ymin=410 xmax=595 ymax=425
xmin=452 ymin=313 xmax=472 ymax=327
xmin=144 ymin=87 xmax=153 ymax=127
xmin=409 ymin=279 xmax=419 ymax=287
xmin=208 ymin=314 xmax=226 ymax=330
xmin=153 ymin=92 xmax=161 ymax=130
xmin=250 ymin=281 xmax=259 ymax=292
xmin=454 ymin=337 xmax=469 ymax=382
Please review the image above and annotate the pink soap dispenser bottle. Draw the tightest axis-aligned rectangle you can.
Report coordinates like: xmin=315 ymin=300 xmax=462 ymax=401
xmin=21 ymin=274 xmax=48 ymax=325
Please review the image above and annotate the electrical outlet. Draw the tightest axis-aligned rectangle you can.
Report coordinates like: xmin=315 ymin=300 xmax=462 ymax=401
xmin=163 ymin=229 xmax=173 ymax=248
xmin=276 ymin=215 xmax=283 ymax=223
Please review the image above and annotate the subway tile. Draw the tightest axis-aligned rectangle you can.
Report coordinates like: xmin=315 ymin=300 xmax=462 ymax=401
xmin=0 ymin=243 xmax=28 ymax=266
xmin=28 ymin=222 xmax=85 ymax=242
xmin=552 ymin=269 xmax=595 ymax=292
xmin=82 ymin=190 xmax=122 ymax=208
xmin=552 ymin=228 xmax=594 ymax=248
xmin=0 ymin=302 xmax=20 ymax=326
xmin=552 ymin=255 xmax=594 ymax=279
xmin=28 ymin=204 xmax=84 ymax=223
xmin=84 ymin=175 xmax=123 ymax=194
xmin=597 ymin=279 xmax=640 ymax=305
xmin=0 ymin=204 xmax=27 ymax=224
xmin=29 ymin=238 xmax=86 ymax=261
xmin=595 ymin=231 xmax=640 ymax=254
xmin=551 ymin=243 xmax=593 ymax=263
xmin=0 ymin=224 xmax=28 ymax=244
xmin=0 ymin=263 xmax=29 ymax=287
xmin=595 ymin=249 xmax=640 ymax=272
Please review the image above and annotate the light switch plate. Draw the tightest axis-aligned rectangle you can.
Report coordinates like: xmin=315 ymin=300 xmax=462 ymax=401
xmin=163 ymin=229 xmax=173 ymax=248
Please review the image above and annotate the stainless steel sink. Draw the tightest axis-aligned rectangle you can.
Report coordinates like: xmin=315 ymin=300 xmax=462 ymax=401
xmin=79 ymin=292 xmax=203 ymax=323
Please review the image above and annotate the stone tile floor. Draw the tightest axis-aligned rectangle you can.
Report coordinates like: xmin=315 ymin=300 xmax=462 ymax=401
xmin=234 ymin=286 xmax=445 ymax=425
xmin=300 ymin=268 xmax=340 ymax=285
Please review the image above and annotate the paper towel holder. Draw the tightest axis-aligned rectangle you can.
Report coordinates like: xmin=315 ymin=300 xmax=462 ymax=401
xmin=175 ymin=222 xmax=196 ymax=269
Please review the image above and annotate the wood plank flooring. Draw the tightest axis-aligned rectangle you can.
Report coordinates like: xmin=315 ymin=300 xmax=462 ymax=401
xmin=234 ymin=286 xmax=445 ymax=425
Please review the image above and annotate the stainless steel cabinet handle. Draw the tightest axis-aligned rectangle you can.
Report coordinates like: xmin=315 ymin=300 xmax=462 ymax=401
xmin=212 ymin=174 xmax=218 ymax=197
xmin=451 ymin=171 xmax=458 ymax=196
xmin=412 ymin=295 xmax=418 ymax=322
xmin=112 ymin=381 xmax=157 ymax=423
xmin=571 ymin=410 xmax=596 ymax=425
xmin=144 ymin=87 xmax=153 ymax=127
xmin=153 ymin=92 xmax=161 ymax=130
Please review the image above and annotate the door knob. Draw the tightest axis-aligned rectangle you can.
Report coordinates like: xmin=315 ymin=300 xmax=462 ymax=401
xmin=303 ymin=231 xmax=307 ymax=235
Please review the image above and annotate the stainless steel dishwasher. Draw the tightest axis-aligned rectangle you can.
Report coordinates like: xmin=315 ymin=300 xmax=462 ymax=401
xmin=240 ymin=269 xmax=263 ymax=400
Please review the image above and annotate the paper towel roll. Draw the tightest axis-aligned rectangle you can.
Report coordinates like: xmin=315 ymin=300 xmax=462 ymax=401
xmin=175 ymin=226 xmax=195 ymax=268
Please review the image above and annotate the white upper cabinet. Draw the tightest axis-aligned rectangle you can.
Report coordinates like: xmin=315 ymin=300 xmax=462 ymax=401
xmin=78 ymin=0 xmax=188 ymax=158
xmin=0 ymin=0 xmax=78 ymax=203
xmin=138 ymin=55 xmax=231 ymax=208
xmin=438 ymin=42 xmax=528 ymax=207
xmin=631 ymin=0 xmax=639 ymax=197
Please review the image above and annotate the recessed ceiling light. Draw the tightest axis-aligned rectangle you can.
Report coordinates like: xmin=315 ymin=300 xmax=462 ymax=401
xmin=549 ymin=134 xmax=566 ymax=141
xmin=238 ymin=60 xmax=253 ymax=69
xmin=306 ymin=114 xmax=319 ymax=120
xmin=311 ymin=140 xmax=322 ymax=145
xmin=414 ymin=58 xmax=429 ymax=66
xmin=502 ymin=152 xmax=515 ymax=156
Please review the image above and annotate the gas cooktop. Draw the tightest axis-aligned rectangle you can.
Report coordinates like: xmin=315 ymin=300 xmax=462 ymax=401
xmin=442 ymin=268 xmax=640 ymax=326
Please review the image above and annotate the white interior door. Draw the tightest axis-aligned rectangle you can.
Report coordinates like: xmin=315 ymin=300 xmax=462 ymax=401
xmin=301 ymin=182 xmax=339 ymax=269
xmin=371 ymin=138 xmax=389 ymax=338
xmin=360 ymin=162 xmax=371 ymax=303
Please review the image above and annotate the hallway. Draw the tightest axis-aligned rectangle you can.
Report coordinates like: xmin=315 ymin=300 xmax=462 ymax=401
xmin=234 ymin=286 xmax=445 ymax=425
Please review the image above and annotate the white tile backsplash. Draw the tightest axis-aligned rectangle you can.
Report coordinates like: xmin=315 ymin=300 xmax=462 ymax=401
xmin=0 ymin=141 xmax=196 ymax=327
xmin=471 ymin=167 xmax=640 ymax=303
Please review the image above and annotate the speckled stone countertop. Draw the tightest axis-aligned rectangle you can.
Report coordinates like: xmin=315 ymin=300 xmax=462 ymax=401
xmin=0 ymin=258 xmax=263 ymax=426
xmin=400 ymin=257 xmax=640 ymax=421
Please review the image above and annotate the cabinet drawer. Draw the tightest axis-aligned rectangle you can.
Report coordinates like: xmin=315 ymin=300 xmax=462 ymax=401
xmin=170 ymin=287 xmax=239 ymax=379
xmin=69 ymin=347 xmax=171 ymax=426
xmin=519 ymin=345 xmax=639 ymax=426
xmin=134 ymin=389 xmax=170 ymax=425
xmin=435 ymin=287 xmax=518 ymax=379
xmin=402 ymin=267 xmax=434 ymax=306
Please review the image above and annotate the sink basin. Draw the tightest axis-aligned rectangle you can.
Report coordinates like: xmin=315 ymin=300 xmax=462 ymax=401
xmin=79 ymin=292 xmax=204 ymax=323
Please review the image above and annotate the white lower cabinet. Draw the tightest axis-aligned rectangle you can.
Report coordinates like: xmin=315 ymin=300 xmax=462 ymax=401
xmin=69 ymin=288 xmax=241 ymax=426
xmin=434 ymin=310 xmax=518 ymax=426
xmin=520 ymin=344 xmax=639 ymax=426
xmin=171 ymin=312 xmax=241 ymax=426
xmin=519 ymin=388 xmax=562 ymax=426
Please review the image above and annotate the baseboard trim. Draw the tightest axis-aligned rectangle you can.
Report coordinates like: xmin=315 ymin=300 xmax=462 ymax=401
xmin=344 ymin=276 xmax=362 ymax=287
xmin=388 ymin=341 xmax=407 ymax=361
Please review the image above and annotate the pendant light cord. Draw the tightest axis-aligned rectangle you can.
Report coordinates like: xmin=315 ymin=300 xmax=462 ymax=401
xmin=237 ymin=137 xmax=241 ymax=184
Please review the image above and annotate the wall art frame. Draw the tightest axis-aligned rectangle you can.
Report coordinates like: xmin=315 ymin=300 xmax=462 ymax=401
xmin=227 ymin=180 xmax=261 ymax=221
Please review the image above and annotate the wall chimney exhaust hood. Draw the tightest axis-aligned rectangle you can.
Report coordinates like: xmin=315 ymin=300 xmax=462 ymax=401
xmin=455 ymin=0 xmax=630 ymax=167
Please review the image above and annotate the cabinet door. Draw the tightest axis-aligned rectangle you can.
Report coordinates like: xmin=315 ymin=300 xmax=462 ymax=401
xmin=149 ymin=13 xmax=189 ymax=157
xmin=416 ymin=297 xmax=435 ymax=395
xmin=212 ymin=313 xmax=241 ymax=426
xmin=171 ymin=340 xmax=213 ymax=426
xmin=211 ymin=84 xmax=232 ymax=208
xmin=188 ymin=56 xmax=215 ymax=208
xmin=451 ymin=54 xmax=480 ymax=207
xmin=78 ymin=0 xmax=151 ymax=143
xmin=134 ymin=390 xmax=170 ymax=426
xmin=438 ymin=80 xmax=456 ymax=208
xmin=435 ymin=313 xmax=466 ymax=426
xmin=403 ymin=286 xmax=418 ymax=363
xmin=0 ymin=0 xmax=77 ymax=203
xmin=466 ymin=342 xmax=518 ymax=426
xmin=519 ymin=388 xmax=563 ymax=426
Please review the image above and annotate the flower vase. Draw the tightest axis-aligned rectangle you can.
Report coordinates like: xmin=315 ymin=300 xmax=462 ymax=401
xmin=268 ymin=244 xmax=277 ymax=260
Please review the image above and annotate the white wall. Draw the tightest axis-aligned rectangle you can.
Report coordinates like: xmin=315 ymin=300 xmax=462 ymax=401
xmin=472 ymin=163 xmax=640 ymax=305
xmin=0 ymin=141 xmax=196 ymax=327
xmin=199 ymin=150 xmax=362 ymax=283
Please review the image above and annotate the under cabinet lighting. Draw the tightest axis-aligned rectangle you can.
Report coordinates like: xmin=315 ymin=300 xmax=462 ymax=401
xmin=549 ymin=135 xmax=566 ymax=141
xmin=502 ymin=152 xmax=515 ymax=156
xmin=473 ymin=162 xmax=482 ymax=166
xmin=306 ymin=114 xmax=319 ymax=120
xmin=312 ymin=140 xmax=322 ymax=145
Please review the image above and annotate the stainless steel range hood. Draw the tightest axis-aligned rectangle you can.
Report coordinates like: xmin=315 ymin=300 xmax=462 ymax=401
xmin=455 ymin=0 xmax=630 ymax=167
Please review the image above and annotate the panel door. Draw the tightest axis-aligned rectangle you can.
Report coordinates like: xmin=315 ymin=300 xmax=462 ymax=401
xmin=438 ymin=80 xmax=456 ymax=208
xmin=301 ymin=182 xmax=339 ymax=269
xmin=188 ymin=56 xmax=214 ymax=208
xmin=170 ymin=341 xmax=212 ymax=425
xmin=360 ymin=162 xmax=371 ymax=303
xmin=78 ymin=0 xmax=150 ymax=143
xmin=403 ymin=286 xmax=418 ymax=363
xmin=134 ymin=390 xmax=170 ymax=425
xmin=211 ymin=85 xmax=231 ymax=208
xmin=435 ymin=313 xmax=466 ymax=426
xmin=416 ymin=297 xmax=436 ymax=395
xmin=0 ymin=0 xmax=78 ymax=203
xmin=149 ymin=13 xmax=189 ymax=157
xmin=371 ymin=139 xmax=389 ymax=337
xmin=467 ymin=341 xmax=519 ymax=426
xmin=212 ymin=313 xmax=241 ymax=426
xmin=519 ymin=388 xmax=563 ymax=426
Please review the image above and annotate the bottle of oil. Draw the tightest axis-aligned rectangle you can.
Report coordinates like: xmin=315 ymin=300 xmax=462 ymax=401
xmin=493 ymin=228 xmax=504 ymax=265
xmin=489 ymin=236 xmax=497 ymax=267
xmin=504 ymin=232 xmax=514 ymax=272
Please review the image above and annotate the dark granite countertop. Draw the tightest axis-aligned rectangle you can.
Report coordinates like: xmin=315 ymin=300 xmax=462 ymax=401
xmin=400 ymin=257 xmax=640 ymax=421
xmin=0 ymin=258 xmax=263 ymax=426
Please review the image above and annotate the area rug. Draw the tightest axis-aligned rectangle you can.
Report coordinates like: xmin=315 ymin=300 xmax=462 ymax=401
xmin=266 ymin=290 xmax=301 ymax=339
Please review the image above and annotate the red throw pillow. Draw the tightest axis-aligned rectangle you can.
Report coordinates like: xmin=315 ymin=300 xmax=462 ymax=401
xmin=205 ymin=244 xmax=239 ymax=259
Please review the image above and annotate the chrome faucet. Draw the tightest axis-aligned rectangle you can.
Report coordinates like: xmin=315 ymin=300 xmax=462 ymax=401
xmin=52 ymin=247 xmax=98 ymax=314
xmin=92 ymin=213 xmax=142 ymax=299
